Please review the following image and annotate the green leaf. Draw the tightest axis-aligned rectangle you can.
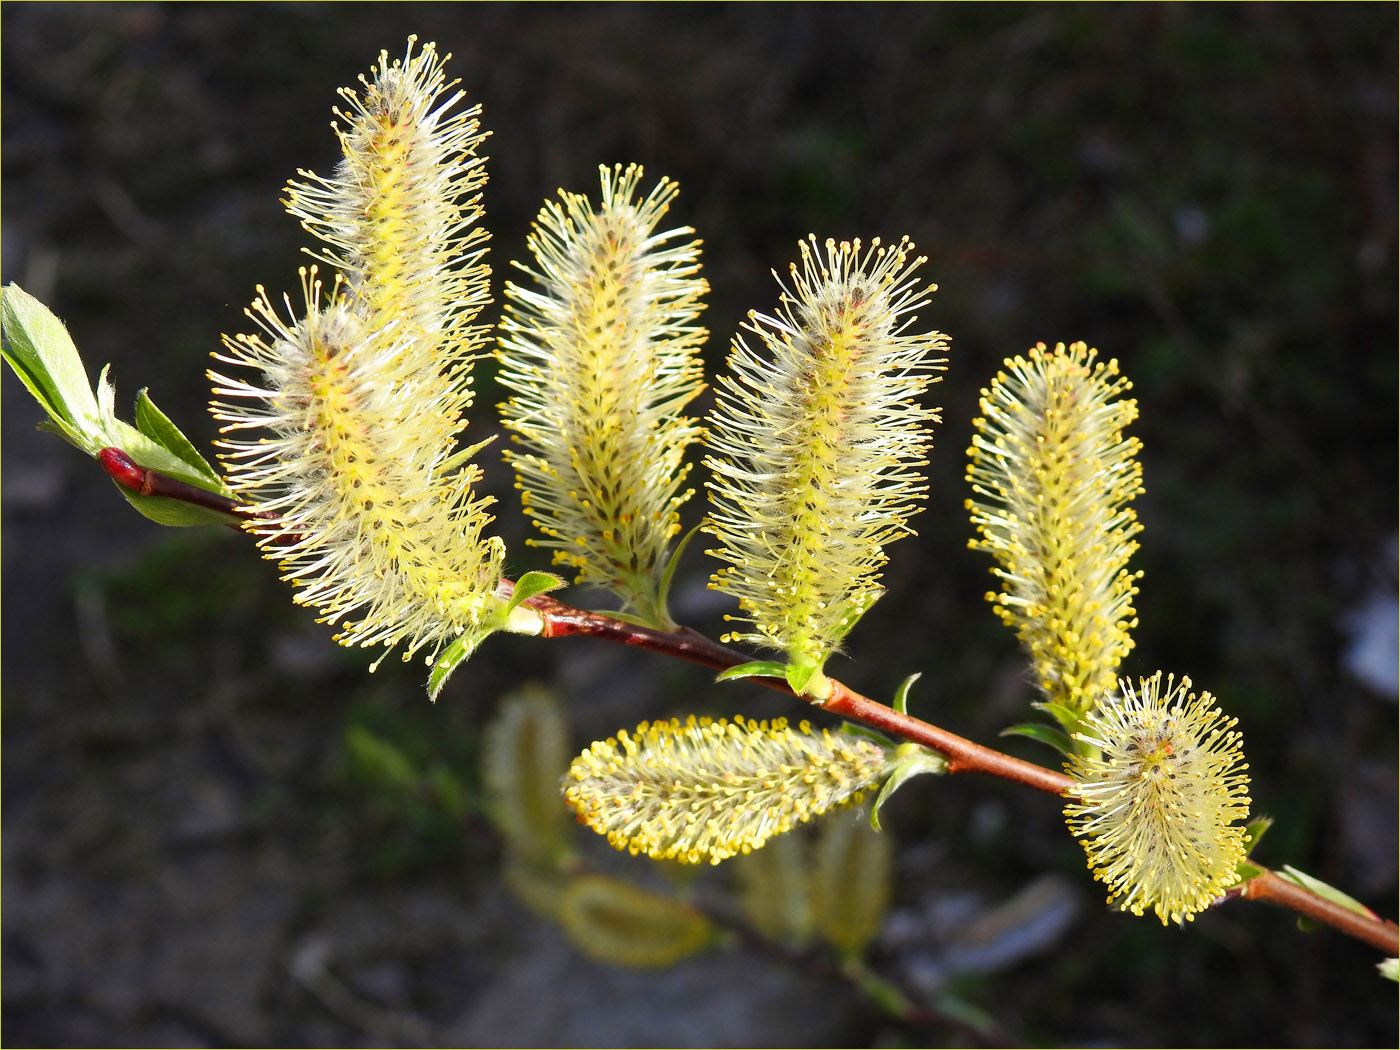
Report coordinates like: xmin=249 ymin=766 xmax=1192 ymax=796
xmin=1277 ymin=864 xmax=1377 ymax=919
xmin=95 ymin=383 xmax=224 ymax=495
xmin=870 ymin=743 xmax=947 ymax=831
xmin=1033 ymin=700 xmax=1084 ymax=736
xmin=426 ymin=765 xmax=470 ymax=820
xmin=428 ymin=633 xmax=484 ymax=702
xmin=505 ymin=570 xmax=566 ymax=616
xmin=931 ymin=993 xmax=1004 ymax=1042
xmin=439 ymin=433 xmax=497 ymax=473
xmin=1234 ymin=859 xmax=1266 ymax=883
xmin=890 ymin=673 xmax=921 ymax=715
xmin=111 ymin=488 xmax=246 ymax=528
xmin=1378 ymin=958 xmax=1399 ymax=983
xmin=344 ymin=724 xmax=420 ymax=791
xmin=1241 ymin=815 xmax=1274 ymax=854
xmin=1 ymin=283 xmax=102 ymax=446
xmin=656 ymin=522 xmax=703 ymax=625
xmin=1000 ymin=722 xmax=1074 ymax=756
xmin=716 ymin=660 xmax=788 ymax=683
xmin=96 ymin=361 xmax=117 ymax=425
xmin=134 ymin=388 xmax=226 ymax=488
xmin=784 ymin=662 xmax=819 ymax=696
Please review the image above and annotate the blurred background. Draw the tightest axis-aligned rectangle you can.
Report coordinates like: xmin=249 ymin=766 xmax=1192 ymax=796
xmin=3 ymin=4 xmax=1395 ymax=1045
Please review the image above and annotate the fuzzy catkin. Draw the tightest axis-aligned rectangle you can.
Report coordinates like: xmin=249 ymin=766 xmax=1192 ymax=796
xmin=211 ymin=40 xmax=504 ymax=667
xmin=1065 ymin=673 xmax=1251 ymax=924
xmin=497 ymin=164 xmax=706 ymax=622
xmin=564 ymin=715 xmax=894 ymax=865
xmin=965 ymin=341 xmax=1143 ymax=718
xmin=705 ymin=236 xmax=948 ymax=673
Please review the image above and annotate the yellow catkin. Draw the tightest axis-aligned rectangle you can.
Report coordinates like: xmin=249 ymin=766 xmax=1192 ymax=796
xmin=210 ymin=40 xmax=504 ymax=667
xmin=812 ymin=811 xmax=894 ymax=957
xmin=705 ymin=236 xmax=948 ymax=672
xmin=1064 ymin=673 xmax=1251 ymax=924
xmin=556 ymin=874 xmax=714 ymax=968
xmin=965 ymin=341 xmax=1143 ymax=718
xmin=483 ymin=686 xmax=572 ymax=862
xmin=497 ymin=164 xmax=707 ymax=624
xmin=564 ymin=715 xmax=894 ymax=864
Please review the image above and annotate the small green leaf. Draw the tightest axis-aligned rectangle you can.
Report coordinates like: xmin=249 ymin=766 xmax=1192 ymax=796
xmin=716 ymin=660 xmax=788 ymax=683
xmin=931 ymin=993 xmax=1004 ymax=1042
xmin=601 ymin=609 xmax=657 ymax=628
xmin=890 ymin=673 xmax=921 ymax=715
xmin=1 ymin=283 xmax=102 ymax=444
xmin=870 ymin=743 xmax=947 ymax=831
xmin=1033 ymin=700 xmax=1084 ymax=735
xmin=1277 ymin=864 xmax=1377 ymax=919
xmin=426 ymin=765 xmax=469 ymax=820
xmin=1242 ymin=815 xmax=1274 ymax=854
xmin=1378 ymin=958 xmax=1399 ymax=983
xmin=1001 ymin=722 xmax=1073 ymax=756
xmin=104 ymin=417 xmax=229 ymax=492
xmin=784 ymin=662 xmax=819 ymax=696
xmin=96 ymin=362 xmax=118 ymax=427
xmin=506 ymin=570 xmax=566 ymax=616
xmin=111 ymin=489 xmax=245 ymax=528
xmin=134 ymin=388 xmax=225 ymax=488
xmin=428 ymin=634 xmax=483 ymax=702
xmin=3 ymin=285 xmax=236 ymax=526
xmin=440 ymin=433 xmax=497 ymax=473
xmin=656 ymin=522 xmax=703 ymax=626
xmin=1234 ymin=859 xmax=1266 ymax=883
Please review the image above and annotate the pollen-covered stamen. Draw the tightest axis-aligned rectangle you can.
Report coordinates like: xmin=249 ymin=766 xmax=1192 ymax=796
xmin=211 ymin=270 xmax=504 ymax=664
xmin=285 ymin=36 xmax=491 ymax=409
xmin=1064 ymin=673 xmax=1252 ymax=925
xmin=705 ymin=236 xmax=948 ymax=670
xmin=564 ymin=715 xmax=894 ymax=865
xmin=965 ymin=341 xmax=1144 ymax=719
xmin=498 ymin=164 xmax=707 ymax=620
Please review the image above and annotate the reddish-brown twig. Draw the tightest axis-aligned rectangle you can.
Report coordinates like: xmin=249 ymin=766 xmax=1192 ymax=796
xmin=98 ymin=447 xmax=275 ymax=524
xmin=84 ymin=462 xmax=1400 ymax=956
xmin=521 ymin=587 xmax=1073 ymax=795
xmin=516 ymin=584 xmax=1398 ymax=955
xmin=1238 ymin=868 xmax=1400 ymax=956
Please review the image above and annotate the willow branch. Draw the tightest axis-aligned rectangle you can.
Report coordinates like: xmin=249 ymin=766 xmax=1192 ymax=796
xmin=83 ymin=462 xmax=1399 ymax=955
xmin=517 ymin=587 xmax=1073 ymax=795
xmin=1237 ymin=868 xmax=1399 ymax=955
xmin=515 ymin=584 xmax=1398 ymax=954
xmin=98 ymin=447 xmax=275 ymax=525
